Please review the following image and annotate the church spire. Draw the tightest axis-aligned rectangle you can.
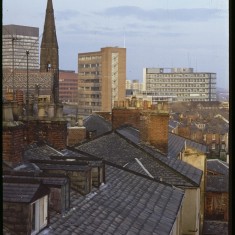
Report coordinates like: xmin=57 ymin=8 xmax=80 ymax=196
xmin=40 ymin=0 xmax=59 ymax=72
xmin=40 ymin=0 xmax=59 ymax=103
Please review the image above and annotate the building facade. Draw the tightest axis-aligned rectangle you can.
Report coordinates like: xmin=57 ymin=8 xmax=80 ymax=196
xmin=59 ymin=70 xmax=78 ymax=103
xmin=143 ymin=68 xmax=216 ymax=102
xmin=78 ymin=47 xmax=126 ymax=115
xmin=2 ymin=24 xmax=39 ymax=70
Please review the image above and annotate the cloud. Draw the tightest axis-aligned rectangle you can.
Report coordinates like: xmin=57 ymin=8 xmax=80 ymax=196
xmin=97 ymin=6 xmax=225 ymax=22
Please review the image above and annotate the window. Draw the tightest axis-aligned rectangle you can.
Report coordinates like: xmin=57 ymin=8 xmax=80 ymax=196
xmin=211 ymin=143 xmax=216 ymax=150
xmin=31 ymin=195 xmax=48 ymax=235
xmin=212 ymin=134 xmax=216 ymax=140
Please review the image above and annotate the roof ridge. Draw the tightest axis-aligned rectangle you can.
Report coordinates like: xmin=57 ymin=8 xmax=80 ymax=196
xmin=115 ymin=130 xmax=201 ymax=187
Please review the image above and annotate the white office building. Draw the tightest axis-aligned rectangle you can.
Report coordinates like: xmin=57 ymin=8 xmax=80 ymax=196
xmin=143 ymin=68 xmax=216 ymax=102
xmin=2 ymin=24 xmax=39 ymax=70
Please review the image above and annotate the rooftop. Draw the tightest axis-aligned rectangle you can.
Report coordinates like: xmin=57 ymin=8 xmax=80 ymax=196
xmin=39 ymin=165 xmax=184 ymax=235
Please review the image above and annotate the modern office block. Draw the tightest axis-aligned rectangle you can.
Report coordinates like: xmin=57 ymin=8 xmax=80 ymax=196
xmin=78 ymin=47 xmax=126 ymax=115
xmin=2 ymin=24 xmax=39 ymax=70
xmin=143 ymin=68 xmax=216 ymax=102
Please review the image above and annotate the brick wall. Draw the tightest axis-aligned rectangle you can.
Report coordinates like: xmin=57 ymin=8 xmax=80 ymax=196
xmin=112 ymin=108 xmax=142 ymax=130
xmin=2 ymin=125 xmax=26 ymax=165
xmin=205 ymin=192 xmax=228 ymax=221
xmin=178 ymin=126 xmax=191 ymax=139
xmin=67 ymin=127 xmax=86 ymax=146
xmin=25 ymin=120 xmax=67 ymax=150
xmin=3 ymin=202 xmax=30 ymax=235
xmin=140 ymin=112 xmax=169 ymax=155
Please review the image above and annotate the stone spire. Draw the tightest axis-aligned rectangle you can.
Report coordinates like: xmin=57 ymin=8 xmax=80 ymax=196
xmin=40 ymin=0 xmax=59 ymax=103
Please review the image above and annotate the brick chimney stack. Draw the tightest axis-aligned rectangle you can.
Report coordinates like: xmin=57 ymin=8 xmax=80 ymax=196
xmin=2 ymin=102 xmax=25 ymax=165
xmin=140 ymin=110 xmax=169 ymax=155
xmin=112 ymin=98 xmax=169 ymax=155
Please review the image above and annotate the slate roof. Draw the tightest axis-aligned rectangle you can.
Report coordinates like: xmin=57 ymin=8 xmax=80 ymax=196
xmin=3 ymin=182 xmax=48 ymax=203
xmin=205 ymin=118 xmax=229 ymax=134
xmin=39 ymin=165 xmax=184 ymax=235
xmin=83 ymin=113 xmax=112 ymax=136
xmin=207 ymin=159 xmax=229 ymax=176
xmin=75 ymin=131 xmax=202 ymax=187
xmin=116 ymin=127 xmax=203 ymax=186
xmin=24 ymin=143 xmax=64 ymax=161
xmin=168 ymin=133 xmax=208 ymax=158
xmin=3 ymin=171 xmax=69 ymax=187
xmin=203 ymin=220 xmax=228 ymax=235
xmin=206 ymin=175 xmax=228 ymax=192
xmin=116 ymin=126 xmax=208 ymax=159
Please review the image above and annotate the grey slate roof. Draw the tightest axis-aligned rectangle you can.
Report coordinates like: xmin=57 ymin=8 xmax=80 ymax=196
xmin=83 ymin=113 xmax=112 ymax=136
xmin=3 ymin=182 xmax=48 ymax=203
xmin=24 ymin=143 xmax=64 ymax=161
xmin=203 ymin=220 xmax=228 ymax=235
xmin=39 ymin=165 xmax=184 ymax=235
xmin=207 ymin=159 xmax=229 ymax=176
xmin=206 ymin=175 xmax=228 ymax=192
xmin=116 ymin=127 xmax=203 ymax=186
xmin=3 ymin=172 xmax=69 ymax=187
xmin=116 ymin=126 xmax=208 ymax=159
xmin=75 ymin=131 xmax=202 ymax=187
xmin=168 ymin=133 xmax=208 ymax=159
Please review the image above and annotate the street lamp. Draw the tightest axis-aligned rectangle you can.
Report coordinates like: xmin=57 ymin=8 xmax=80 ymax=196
xmin=26 ymin=50 xmax=29 ymax=118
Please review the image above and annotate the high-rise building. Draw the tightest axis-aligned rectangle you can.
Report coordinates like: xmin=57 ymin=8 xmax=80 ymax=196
xmin=143 ymin=68 xmax=216 ymax=102
xmin=78 ymin=47 xmax=126 ymax=115
xmin=2 ymin=24 xmax=39 ymax=70
xmin=2 ymin=0 xmax=59 ymax=106
xmin=59 ymin=70 xmax=78 ymax=103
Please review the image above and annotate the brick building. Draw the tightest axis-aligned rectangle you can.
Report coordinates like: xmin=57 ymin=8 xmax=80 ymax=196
xmin=59 ymin=70 xmax=78 ymax=103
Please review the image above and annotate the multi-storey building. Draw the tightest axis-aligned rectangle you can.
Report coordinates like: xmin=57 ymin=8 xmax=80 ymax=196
xmin=143 ymin=68 xmax=216 ymax=102
xmin=2 ymin=24 xmax=39 ymax=70
xmin=126 ymin=79 xmax=143 ymax=96
xmin=59 ymin=70 xmax=78 ymax=103
xmin=78 ymin=47 xmax=126 ymax=115
xmin=2 ymin=0 xmax=59 ymax=105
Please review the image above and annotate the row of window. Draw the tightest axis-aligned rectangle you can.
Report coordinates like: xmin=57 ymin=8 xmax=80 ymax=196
xmin=146 ymin=73 xmax=213 ymax=78
xmin=78 ymin=101 xmax=101 ymax=106
xmin=78 ymin=71 xmax=100 ymax=76
xmin=147 ymin=83 xmax=209 ymax=88
xmin=79 ymin=63 xmax=101 ymax=68
xmin=146 ymin=78 xmax=210 ymax=83
xmin=79 ymin=56 xmax=101 ymax=61
xmin=78 ymin=94 xmax=100 ymax=98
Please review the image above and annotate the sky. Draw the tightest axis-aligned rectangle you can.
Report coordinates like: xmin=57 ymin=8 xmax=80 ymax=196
xmin=3 ymin=0 xmax=229 ymax=89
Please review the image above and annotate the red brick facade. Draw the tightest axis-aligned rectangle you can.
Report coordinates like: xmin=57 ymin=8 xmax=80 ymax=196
xmin=67 ymin=127 xmax=86 ymax=146
xmin=26 ymin=120 xmax=67 ymax=150
xmin=2 ymin=125 xmax=25 ymax=165
xmin=140 ymin=112 xmax=169 ymax=155
xmin=112 ymin=108 xmax=142 ymax=130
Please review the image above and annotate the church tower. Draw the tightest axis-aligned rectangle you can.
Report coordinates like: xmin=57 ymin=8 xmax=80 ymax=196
xmin=40 ymin=0 xmax=59 ymax=103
